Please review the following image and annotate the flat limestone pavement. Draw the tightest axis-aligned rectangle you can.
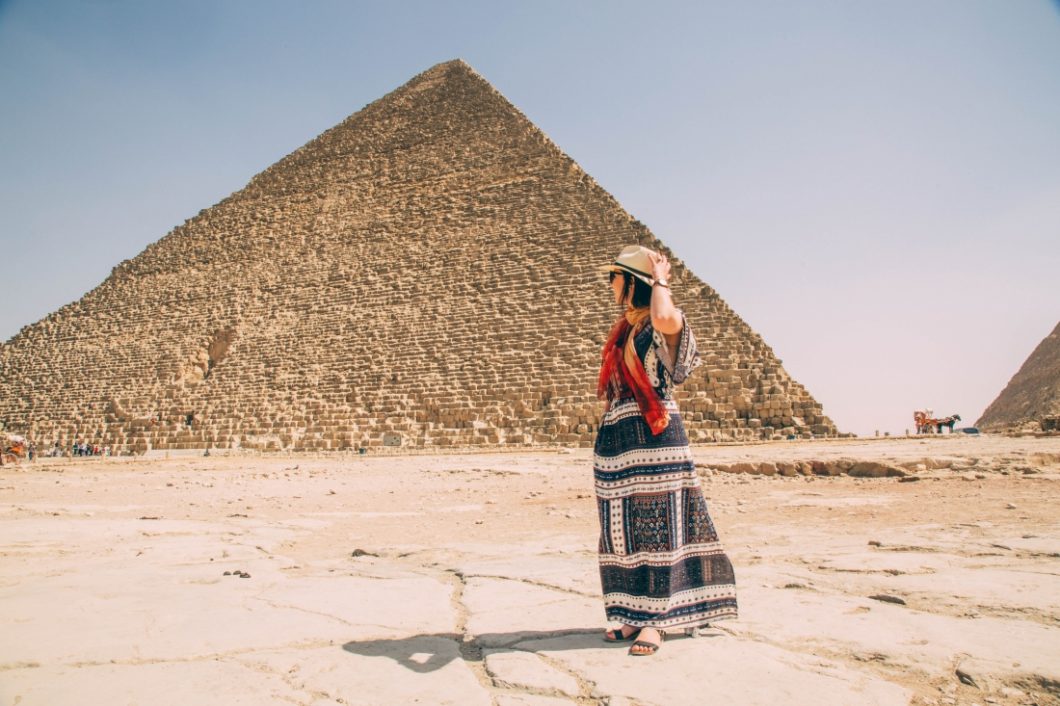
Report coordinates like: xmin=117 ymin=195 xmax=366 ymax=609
xmin=1 ymin=436 xmax=1058 ymax=706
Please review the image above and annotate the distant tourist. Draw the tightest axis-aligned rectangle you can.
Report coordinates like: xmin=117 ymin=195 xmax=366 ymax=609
xmin=594 ymin=246 xmax=738 ymax=656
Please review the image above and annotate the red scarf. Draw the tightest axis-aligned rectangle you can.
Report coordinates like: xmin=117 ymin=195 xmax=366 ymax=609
xmin=597 ymin=307 xmax=670 ymax=435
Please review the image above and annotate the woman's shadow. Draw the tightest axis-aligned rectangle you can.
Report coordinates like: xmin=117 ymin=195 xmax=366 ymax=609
xmin=344 ymin=628 xmax=601 ymax=673
xmin=343 ymin=627 xmax=714 ymax=673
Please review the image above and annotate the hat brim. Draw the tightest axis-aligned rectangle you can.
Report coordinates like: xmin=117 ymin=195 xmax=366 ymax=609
xmin=599 ymin=263 xmax=654 ymax=285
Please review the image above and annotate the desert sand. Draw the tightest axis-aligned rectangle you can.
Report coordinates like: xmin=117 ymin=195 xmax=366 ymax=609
xmin=2 ymin=435 xmax=1058 ymax=706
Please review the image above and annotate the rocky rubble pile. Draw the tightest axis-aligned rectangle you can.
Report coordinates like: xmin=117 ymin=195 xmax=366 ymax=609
xmin=701 ymin=451 xmax=1060 ymax=478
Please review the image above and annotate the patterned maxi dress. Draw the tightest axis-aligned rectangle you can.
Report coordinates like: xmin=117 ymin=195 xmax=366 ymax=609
xmin=594 ymin=313 xmax=739 ymax=629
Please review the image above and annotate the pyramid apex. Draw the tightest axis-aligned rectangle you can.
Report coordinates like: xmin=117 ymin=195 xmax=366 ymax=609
xmin=420 ymin=58 xmax=478 ymax=77
xmin=391 ymin=59 xmax=493 ymax=98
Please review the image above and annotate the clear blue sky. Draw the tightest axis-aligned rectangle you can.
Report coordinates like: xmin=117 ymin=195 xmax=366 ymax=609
xmin=2 ymin=0 xmax=1058 ymax=436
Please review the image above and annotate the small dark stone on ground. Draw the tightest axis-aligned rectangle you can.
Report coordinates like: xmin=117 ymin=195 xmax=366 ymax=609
xmin=869 ymin=594 xmax=907 ymax=605
xmin=956 ymin=667 xmax=978 ymax=687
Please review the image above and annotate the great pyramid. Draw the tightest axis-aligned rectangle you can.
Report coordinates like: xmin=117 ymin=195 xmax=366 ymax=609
xmin=977 ymin=320 xmax=1060 ymax=432
xmin=0 ymin=60 xmax=835 ymax=453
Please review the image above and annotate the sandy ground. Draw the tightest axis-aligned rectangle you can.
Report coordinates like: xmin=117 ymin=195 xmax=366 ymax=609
xmin=1 ymin=435 xmax=1059 ymax=706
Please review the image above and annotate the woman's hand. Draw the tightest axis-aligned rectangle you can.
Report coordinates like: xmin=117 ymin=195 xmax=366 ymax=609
xmin=648 ymin=251 xmax=671 ymax=283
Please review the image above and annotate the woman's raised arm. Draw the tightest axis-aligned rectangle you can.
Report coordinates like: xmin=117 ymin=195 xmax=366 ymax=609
xmin=648 ymin=251 xmax=682 ymax=338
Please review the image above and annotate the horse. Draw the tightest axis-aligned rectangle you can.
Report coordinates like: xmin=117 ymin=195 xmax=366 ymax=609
xmin=935 ymin=414 xmax=961 ymax=433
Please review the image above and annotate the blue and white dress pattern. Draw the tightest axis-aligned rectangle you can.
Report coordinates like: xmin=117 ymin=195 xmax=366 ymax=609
xmin=594 ymin=314 xmax=738 ymax=628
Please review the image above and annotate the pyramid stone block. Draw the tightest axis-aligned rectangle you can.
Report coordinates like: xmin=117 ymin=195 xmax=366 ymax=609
xmin=0 ymin=60 xmax=836 ymax=452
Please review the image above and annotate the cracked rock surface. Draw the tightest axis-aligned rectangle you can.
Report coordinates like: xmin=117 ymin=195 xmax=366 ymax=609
xmin=2 ymin=436 xmax=1059 ymax=705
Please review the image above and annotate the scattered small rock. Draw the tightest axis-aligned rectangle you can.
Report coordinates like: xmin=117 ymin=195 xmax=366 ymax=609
xmin=137 ymin=516 xmax=161 ymax=520
xmin=351 ymin=549 xmax=377 ymax=557
xmin=853 ymin=652 xmax=888 ymax=662
xmin=956 ymin=667 xmax=978 ymax=687
xmin=869 ymin=594 xmax=906 ymax=605
xmin=239 ymin=572 xmax=251 ymax=579
xmin=868 ymin=540 xmax=882 ymax=547
xmin=1005 ymin=503 xmax=1017 ymax=509
xmin=899 ymin=475 xmax=921 ymax=483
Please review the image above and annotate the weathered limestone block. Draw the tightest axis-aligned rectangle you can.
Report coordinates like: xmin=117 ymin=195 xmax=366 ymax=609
xmin=776 ymin=461 xmax=798 ymax=476
xmin=848 ymin=461 xmax=908 ymax=478
xmin=753 ymin=462 xmax=778 ymax=476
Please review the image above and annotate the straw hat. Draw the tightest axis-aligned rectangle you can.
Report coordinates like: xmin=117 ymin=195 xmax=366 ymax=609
xmin=599 ymin=245 xmax=656 ymax=285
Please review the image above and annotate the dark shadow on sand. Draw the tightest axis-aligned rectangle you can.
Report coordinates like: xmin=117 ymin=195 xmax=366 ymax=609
xmin=342 ymin=627 xmax=720 ymax=673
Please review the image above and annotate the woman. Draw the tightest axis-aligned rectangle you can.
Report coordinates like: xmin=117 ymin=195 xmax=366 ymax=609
xmin=595 ymin=245 xmax=738 ymax=656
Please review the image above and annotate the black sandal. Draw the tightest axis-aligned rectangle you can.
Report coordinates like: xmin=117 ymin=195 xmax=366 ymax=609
xmin=603 ymin=626 xmax=641 ymax=642
xmin=628 ymin=631 xmax=664 ymax=656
